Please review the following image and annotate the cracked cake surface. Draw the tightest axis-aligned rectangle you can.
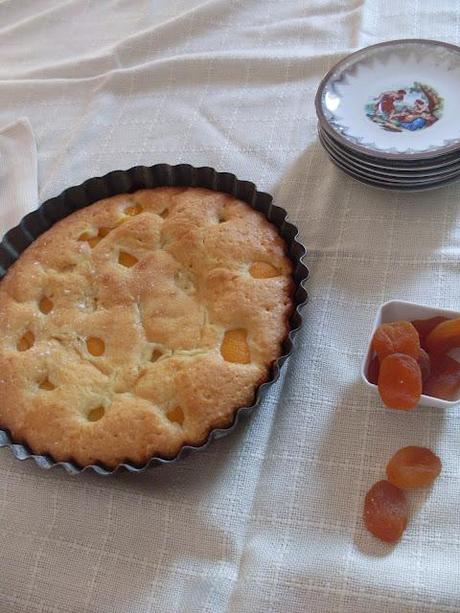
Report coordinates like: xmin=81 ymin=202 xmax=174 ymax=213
xmin=0 ymin=187 xmax=294 ymax=467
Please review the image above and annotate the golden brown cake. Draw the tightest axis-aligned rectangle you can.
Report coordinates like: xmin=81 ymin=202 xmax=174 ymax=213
xmin=0 ymin=187 xmax=294 ymax=467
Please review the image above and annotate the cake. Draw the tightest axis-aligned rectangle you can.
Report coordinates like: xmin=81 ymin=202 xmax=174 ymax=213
xmin=0 ymin=187 xmax=294 ymax=467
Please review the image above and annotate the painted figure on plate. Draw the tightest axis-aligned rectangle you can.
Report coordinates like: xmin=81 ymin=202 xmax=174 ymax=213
xmin=366 ymin=83 xmax=443 ymax=132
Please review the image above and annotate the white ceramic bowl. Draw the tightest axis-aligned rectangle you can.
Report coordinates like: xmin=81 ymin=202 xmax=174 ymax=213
xmin=361 ymin=299 xmax=460 ymax=408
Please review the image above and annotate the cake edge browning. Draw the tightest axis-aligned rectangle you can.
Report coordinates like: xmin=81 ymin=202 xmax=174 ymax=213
xmin=0 ymin=187 xmax=295 ymax=469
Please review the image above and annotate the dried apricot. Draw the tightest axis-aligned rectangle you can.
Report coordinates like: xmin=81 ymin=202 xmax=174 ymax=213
xmin=39 ymin=296 xmax=54 ymax=314
xmin=372 ymin=321 xmax=420 ymax=361
xmin=386 ymin=446 xmax=442 ymax=489
xmin=423 ymin=354 xmax=460 ymax=400
xmin=363 ymin=480 xmax=408 ymax=543
xmin=425 ymin=317 xmax=460 ymax=355
xmin=17 ymin=330 xmax=35 ymax=352
xmin=378 ymin=353 xmax=422 ymax=410
xmin=39 ymin=378 xmax=56 ymax=391
xmin=87 ymin=406 xmax=105 ymax=422
xmin=411 ymin=316 xmax=449 ymax=350
xmin=86 ymin=337 xmax=105 ymax=356
xmin=220 ymin=329 xmax=250 ymax=364
xmin=125 ymin=203 xmax=143 ymax=216
xmin=118 ymin=251 xmax=138 ymax=268
xmin=249 ymin=262 xmax=279 ymax=279
xmin=166 ymin=406 xmax=185 ymax=425
xmin=417 ymin=348 xmax=431 ymax=383
xmin=367 ymin=355 xmax=380 ymax=385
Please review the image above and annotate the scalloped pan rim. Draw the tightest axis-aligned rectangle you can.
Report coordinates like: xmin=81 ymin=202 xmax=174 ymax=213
xmin=0 ymin=163 xmax=309 ymax=476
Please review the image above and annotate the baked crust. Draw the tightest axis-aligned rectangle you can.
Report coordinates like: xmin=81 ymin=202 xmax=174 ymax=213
xmin=0 ymin=188 xmax=294 ymax=467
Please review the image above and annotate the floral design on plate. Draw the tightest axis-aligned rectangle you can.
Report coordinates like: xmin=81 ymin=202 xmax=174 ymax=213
xmin=365 ymin=83 xmax=443 ymax=133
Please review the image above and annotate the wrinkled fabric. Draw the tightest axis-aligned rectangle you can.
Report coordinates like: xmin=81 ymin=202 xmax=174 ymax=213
xmin=0 ymin=1 xmax=459 ymax=612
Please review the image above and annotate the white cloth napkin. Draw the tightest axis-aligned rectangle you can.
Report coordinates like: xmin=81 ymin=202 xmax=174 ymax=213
xmin=1 ymin=2 xmax=460 ymax=613
xmin=0 ymin=118 xmax=37 ymax=234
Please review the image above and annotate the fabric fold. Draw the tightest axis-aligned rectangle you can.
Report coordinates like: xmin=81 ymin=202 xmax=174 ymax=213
xmin=0 ymin=117 xmax=37 ymax=234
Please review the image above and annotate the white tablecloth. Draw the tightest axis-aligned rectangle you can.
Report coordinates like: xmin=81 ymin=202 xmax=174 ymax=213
xmin=1 ymin=1 xmax=460 ymax=612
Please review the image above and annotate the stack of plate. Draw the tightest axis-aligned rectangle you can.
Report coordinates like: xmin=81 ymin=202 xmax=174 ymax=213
xmin=315 ymin=39 xmax=460 ymax=191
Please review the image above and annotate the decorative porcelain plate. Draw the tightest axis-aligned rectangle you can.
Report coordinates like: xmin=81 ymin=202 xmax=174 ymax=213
xmin=326 ymin=154 xmax=460 ymax=192
xmin=320 ymin=126 xmax=460 ymax=171
xmin=319 ymin=133 xmax=460 ymax=186
xmin=315 ymin=39 xmax=460 ymax=160
xmin=319 ymin=128 xmax=460 ymax=178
